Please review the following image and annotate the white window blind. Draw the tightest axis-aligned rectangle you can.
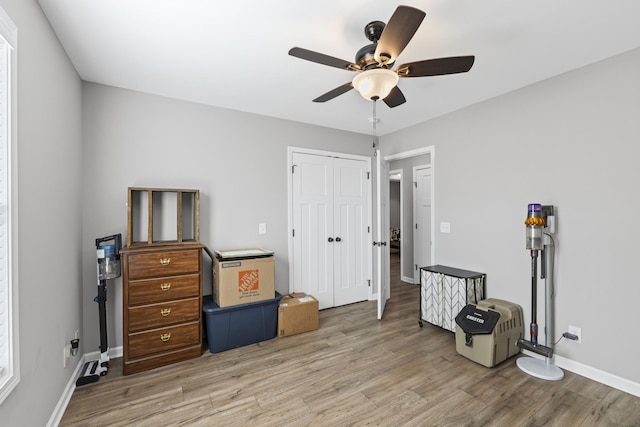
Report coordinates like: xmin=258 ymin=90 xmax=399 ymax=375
xmin=0 ymin=5 xmax=17 ymax=405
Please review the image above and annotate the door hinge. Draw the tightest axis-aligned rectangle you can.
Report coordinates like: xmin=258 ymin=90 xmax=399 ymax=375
xmin=415 ymin=223 xmax=418 ymax=229
xmin=415 ymin=264 xmax=418 ymax=271
xmin=368 ymin=226 xmax=370 ymax=233
xmin=292 ymin=229 xmax=295 ymax=237
xmin=413 ymin=181 xmax=417 ymax=188
xmin=368 ymin=279 xmax=371 ymax=287
xmin=292 ymin=164 xmax=297 ymax=174
xmin=367 ymin=172 xmax=370 ymax=180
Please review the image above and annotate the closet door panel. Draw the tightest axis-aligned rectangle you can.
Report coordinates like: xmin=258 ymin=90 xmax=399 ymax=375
xmin=292 ymin=153 xmax=334 ymax=309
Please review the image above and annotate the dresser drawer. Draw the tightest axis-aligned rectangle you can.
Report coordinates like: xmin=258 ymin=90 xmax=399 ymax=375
xmin=127 ymin=249 xmax=200 ymax=279
xmin=127 ymin=321 xmax=200 ymax=359
xmin=128 ymin=297 xmax=200 ymax=332
xmin=128 ymin=274 xmax=200 ymax=305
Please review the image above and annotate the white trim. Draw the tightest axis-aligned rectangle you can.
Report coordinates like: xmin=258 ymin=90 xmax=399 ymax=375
xmin=384 ymin=145 xmax=436 ymax=266
xmin=0 ymin=6 xmax=16 ymax=47
xmin=384 ymin=146 xmax=431 ymax=162
xmin=47 ymin=346 xmax=124 ymax=426
xmin=412 ymin=163 xmax=432 ymax=283
xmin=389 ymin=168 xmax=404 ymax=276
xmin=401 ymin=275 xmax=415 ymax=284
xmin=519 ymin=351 xmax=640 ymax=398
xmin=286 ymin=146 xmax=373 ymax=300
xmin=46 ymin=357 xmax=85 ymax=427
xmin=555 ymin=355 xmax=640 ymax=398
xmin=0 ymin=5 xmax=18 ymax=405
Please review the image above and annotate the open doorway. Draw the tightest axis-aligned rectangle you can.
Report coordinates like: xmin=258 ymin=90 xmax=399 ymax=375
xmin=389 ymin=169 xmax=403 ymax=282
xmin=385 ymin=147 xmax=435 ymax=283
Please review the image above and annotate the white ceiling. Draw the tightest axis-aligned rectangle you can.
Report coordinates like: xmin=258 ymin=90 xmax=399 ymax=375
xmin=37 ymin=0 xmax=640 ymax=136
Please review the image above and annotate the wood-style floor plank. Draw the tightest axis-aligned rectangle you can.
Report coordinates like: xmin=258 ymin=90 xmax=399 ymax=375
xmin=60 ymin=252 xmax=640 ymax=426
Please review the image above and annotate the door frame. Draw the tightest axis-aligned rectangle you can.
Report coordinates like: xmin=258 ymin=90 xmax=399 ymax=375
xmin=287 ymin=146 xmax=373 ymax=299
xmin=413 ymin=164 xmax=432 ymax=284
xmin=388 ymin=168 xmax=404 ymax=278
xmin=384 ymin=146 xmax=436 ymax=270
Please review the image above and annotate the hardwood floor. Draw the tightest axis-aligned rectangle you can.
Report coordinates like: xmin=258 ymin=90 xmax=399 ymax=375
xmin=60 ymin=252 xmax=640 ymax=426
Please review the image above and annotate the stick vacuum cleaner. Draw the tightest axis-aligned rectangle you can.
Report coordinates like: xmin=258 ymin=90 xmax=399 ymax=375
xmin=516 ymin=204 xmax=563 ymax=381
xmin=76 ymin=234 xmax=122 ymax=386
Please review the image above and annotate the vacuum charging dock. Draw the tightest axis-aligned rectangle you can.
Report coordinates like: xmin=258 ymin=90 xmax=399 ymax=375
xmin=517 ymin=204 xmax=563 ymax=381
xmin=76 ymin=234 xmax=122 ymax=387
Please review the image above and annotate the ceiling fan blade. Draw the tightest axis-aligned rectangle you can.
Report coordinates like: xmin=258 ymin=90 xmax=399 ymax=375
xmin=313 ymin=82 xmax=354 ymax=103
xmin=383 ymin=86 xmax=406 ymax=108
xmin=289 ymin=47 xmax=361 ymax=71
xmin=375 ymin=6 xmax=426 ymax=65
xmin=396 ymin=56 xmax=475 ymax=78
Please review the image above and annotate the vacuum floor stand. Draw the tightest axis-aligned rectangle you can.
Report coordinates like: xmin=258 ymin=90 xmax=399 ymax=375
xmin=76 ymin=278 xmax=110 ymax=386
xmin=516 ymin=236 xmax=564 ymax=381
xmin=76 ymin=234 xmax=121 ymax=387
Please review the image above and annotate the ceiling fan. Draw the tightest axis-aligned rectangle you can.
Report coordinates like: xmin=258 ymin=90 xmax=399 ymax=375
xmin=288 ymin=5 xmax=475 ymax=108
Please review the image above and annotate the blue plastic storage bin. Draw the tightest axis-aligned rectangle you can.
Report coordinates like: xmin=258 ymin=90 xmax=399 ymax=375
xmin=202 ymin=292 xmax=282 ymax=353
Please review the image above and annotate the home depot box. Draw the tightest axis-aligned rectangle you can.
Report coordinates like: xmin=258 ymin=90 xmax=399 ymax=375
xmin=278 ymin=293 xmax=319 ymax=337
xmin=213 ymin=248 xmax=275 ymax=307
xmin=454 ymin=298 xmax=524 ymax=368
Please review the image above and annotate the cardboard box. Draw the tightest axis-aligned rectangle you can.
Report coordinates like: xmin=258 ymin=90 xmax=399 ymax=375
xmin=278 ymin=293 xmax=319 ymax=337
xmin=213 ymin=248 xmax=275 ymax=307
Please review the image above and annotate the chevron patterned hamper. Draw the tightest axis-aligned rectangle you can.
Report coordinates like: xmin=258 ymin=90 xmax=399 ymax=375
xmin=419 ymin=265 xmax=486 ymax=332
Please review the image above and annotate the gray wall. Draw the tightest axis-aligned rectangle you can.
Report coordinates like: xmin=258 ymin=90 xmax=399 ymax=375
xmin=81 ymin=83 xmax=373 ymax=352
xmin=0 ymin=0 xmax=83 ymax=426
xmin=382 ymin=47 xmax=640 ymax=384
xmin=1 ymin=3 xmax=638 ymax=423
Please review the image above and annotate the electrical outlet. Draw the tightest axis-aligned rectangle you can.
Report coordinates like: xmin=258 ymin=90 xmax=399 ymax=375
xmin=568 ymin=325 xmax=582 ymax=343
xmin=440 ymin=222 xmax=451 ymax=233
xmin=258 ymin=223 xmax=266 ymax=235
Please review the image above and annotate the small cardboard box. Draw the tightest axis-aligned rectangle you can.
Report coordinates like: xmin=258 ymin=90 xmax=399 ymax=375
xmin=213 ymin=248 xmax=275 ymax=307
xmin=278 ymin=293 xmax=319 ymax=337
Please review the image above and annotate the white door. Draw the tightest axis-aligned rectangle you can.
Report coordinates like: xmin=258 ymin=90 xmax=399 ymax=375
xmin=413 ymin=165 xmax=432 ymax=283
xmin=292 ymin=153 xmax=334 ymax=308
xmin=332 ymin=157 xmax=371 ymax=307
xmin=376 ymin=151 xmax=390 ymax=319
xmin=292 ymin=152 xmax=370 ymax=310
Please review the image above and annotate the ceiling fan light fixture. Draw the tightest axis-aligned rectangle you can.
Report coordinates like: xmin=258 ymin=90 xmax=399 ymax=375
xmin=352 ymin=68 xmax=399 ymax=101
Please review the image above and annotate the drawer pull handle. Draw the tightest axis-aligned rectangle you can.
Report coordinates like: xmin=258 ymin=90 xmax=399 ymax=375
xmin=160 ymin=308 xmax=171 ymax=317
xmin=159 ymin=258 xmax=171 ymax=266
xmin=160 ymin=333 xmax=171 ymax=342
xmin=160 ymin=283 xmax=171 ymax=291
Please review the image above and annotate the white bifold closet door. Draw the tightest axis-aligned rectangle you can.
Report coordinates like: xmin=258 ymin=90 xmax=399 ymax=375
xmin=292 ymin=152 xmax=370 ymax=310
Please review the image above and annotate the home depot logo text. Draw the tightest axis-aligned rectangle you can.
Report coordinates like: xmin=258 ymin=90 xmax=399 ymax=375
xmin=238 ymin=269 xmax=260 ymax=293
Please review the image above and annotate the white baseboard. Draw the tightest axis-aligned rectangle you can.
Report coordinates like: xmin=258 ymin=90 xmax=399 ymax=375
xmin=48 ymin=344 xmax=640 ymax=426
xmin=401 ymin=275 xmax=415 ymax=284
xmin=47 ymin=346 xmax=124 ymax=427
xmin=520 ymin=350 xmax=640 ymax=398
xmin=46 ymin=356 xmax=84 ymax=427
xmin=554 ymin=354 xmax=640 ymax=398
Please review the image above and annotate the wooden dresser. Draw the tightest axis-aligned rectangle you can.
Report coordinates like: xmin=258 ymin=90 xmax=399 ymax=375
xmin=121 ymin=243 xmax=204 ymax=375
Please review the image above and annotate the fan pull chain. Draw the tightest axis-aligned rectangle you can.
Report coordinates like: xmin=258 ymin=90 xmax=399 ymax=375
xmin=372 ymin=100 xmax=378 ymax=156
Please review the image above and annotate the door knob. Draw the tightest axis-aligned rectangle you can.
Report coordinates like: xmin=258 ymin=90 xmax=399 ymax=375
xmin=328 ymin=237 xmax=334 ymax=242
xmin=335 ymin=237 xmax=342 ymax=242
